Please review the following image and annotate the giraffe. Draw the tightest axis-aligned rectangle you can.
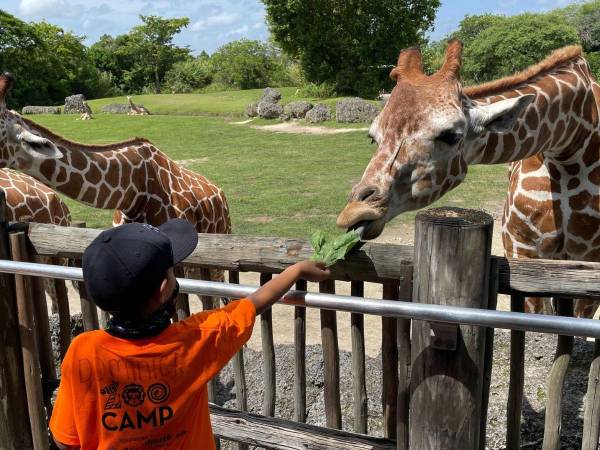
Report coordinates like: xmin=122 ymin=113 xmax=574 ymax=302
xmin=127 ymin=95 xmax=150 ymax=116
xmin=337 ymin=39 xmax=600 ymax=319
xmin=0 ymin=168 xmax=72 ymax=313
xmin=0 ymin=73 xmax=230 ymax=293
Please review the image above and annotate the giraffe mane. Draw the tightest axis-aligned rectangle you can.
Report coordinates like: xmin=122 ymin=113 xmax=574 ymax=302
xmin=20 ymin=116 xmax=151 ymax=151
xmin=464 ymin=45 xmax=583 ymax=99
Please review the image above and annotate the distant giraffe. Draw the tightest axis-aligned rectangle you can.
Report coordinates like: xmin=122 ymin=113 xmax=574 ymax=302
xmin=127 ymin=96 xmax=150 ymax=115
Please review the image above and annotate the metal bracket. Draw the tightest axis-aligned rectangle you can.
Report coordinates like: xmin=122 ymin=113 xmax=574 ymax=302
xmin=430 ymin=322 xmax=458 ymax=351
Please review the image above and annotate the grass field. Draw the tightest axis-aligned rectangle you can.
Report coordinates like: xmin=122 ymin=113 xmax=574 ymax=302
xmin=85 ymin=87 xmax=353 ymax=117
xmin=29 ymin=112 xmax=508 ymax=238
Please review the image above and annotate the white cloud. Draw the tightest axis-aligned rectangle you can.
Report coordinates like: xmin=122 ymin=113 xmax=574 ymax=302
xmin=192 ymin=11 xmax=240 ymax=31
xmin=19 ymin=0 xmax=66 ymax=16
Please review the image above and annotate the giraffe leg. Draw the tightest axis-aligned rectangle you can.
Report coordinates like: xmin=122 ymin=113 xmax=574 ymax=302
xmin=574 ymin=298 xmax=600 ymax=319
xmin=542 ymin=297 xmax=574 ymax=450
xmin=524 ymin=296 xmax=553 ymax=315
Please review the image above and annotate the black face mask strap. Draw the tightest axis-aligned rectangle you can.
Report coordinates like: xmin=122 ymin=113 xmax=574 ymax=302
xmin=106 ymin=281 xmax=180 ymax=339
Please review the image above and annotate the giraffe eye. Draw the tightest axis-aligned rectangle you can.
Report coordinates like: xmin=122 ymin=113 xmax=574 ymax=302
xmin=436 ymin=130 xmax=462 ymax=146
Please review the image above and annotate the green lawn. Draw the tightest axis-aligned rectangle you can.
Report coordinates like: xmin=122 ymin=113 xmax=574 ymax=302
xmin=28 ymin=114 xmax=508 ymax=238
xmin=85 ymin=87 xmax=353 ymax=117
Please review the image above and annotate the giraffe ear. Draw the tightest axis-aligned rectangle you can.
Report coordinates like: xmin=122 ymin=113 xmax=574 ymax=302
xmin=467 ymin=95 xmax=535 ymax=135
xmin=14 ymin=127 xmax=64 ymax=160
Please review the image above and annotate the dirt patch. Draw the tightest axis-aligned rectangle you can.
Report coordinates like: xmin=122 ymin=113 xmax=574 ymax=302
xmin=245 ymin=216 xmax=274 ymax=224
xmin=176 ymin=157 xmax=210 ymax=166
xmin=249 ymin=122 xmax=369 ymax=135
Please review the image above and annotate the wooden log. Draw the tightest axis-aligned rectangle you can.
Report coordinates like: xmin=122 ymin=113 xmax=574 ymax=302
xmin=382 ymin=282 xmax=399 ymax=440
xmin=582 ymin=339 xmax=600 ymax=450
xmin=209 ymin=404 xmax=396 ymax=450
xmin=10 ymin=232 xmax=49 ymax=450
xmin=320 ymin=279 xmax=342 ymax=429
xmin=542 ymin=298 xmax=574 ymax=450
xmin=228 ymin=270 xmax=248 ymax=450
xmin=260 ymin=273 xmax=276 ymax=417
xmin=70 ymin=222 xmax=99 ymax=331
xmin=0 ymin=193 xmax=33 ymax=450
xmin=199 ymin=268 xmax=218 ymax=404
xmin=396 ymin=268 xmax=412 ymax=450
xmin=480 ymin=258 xmax=499 ymax=450
xmin=173 ymin=265 xmax=190 ymax=321
xmin=506 ymin=294 xmax=525 ymax=450
xmin=409 ymin=207 xmax=493 ymax=450
xmin=294 ymin=278 xmax=307 ymax=423
xmin=52 ymin=275 xmax=71 ymax=360
xmin=350 ymin=280 xmax=368 ymax=434
xmin=29 ymin=222 xmax=600 ymax=299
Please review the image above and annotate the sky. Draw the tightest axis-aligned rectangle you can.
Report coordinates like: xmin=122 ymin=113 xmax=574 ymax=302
xmin=0 ymin=0 xmax=585 ymax=54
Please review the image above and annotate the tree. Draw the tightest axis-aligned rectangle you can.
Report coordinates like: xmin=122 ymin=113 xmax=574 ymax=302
xmin=164 ymin=55 xmax=213 ymax=93
xmin=262 ymin=0 xmax=440 ymax=96
xmin=210 ymin=39 xmax=290 ymax=89
xmin=128 ymin=15 xmax=190 ymax=93
xmin=455 ymin=13 xmax=580 ymax=85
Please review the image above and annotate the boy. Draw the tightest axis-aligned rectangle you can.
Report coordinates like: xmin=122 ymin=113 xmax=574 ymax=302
xmin=50 ymin=219 xmax=330 ymax=449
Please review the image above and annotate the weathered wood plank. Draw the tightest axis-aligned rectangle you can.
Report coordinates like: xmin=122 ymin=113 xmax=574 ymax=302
xmin=0 ymin=194 xmax=33 ymax=450
xmin=381 ymin=282 xmax=398 ymax=440
xmin=480 ymin=258 xmax=499 ymax=450
xmin=582 ymin=339 xmax=600 ymax=450
xmin=542 ymin=298 xmax=574 ymax=450
xmin=70 ymin=222 xmax=99 ymax=331
xmin=200 ymin=268 xmax=218 ymax=406
xmin=261 ymin=273 xmax=276 ymax=417
xmin=27 ymin=222 xmax=600 ymax=299
xmin=410 ymin=207 xmax=493 ymax=450
xmin=320 ymin=279 xmax=342 ymax=429
xmin=52 ymin=276 xmax=71 ymax=360
xmin=294 ymin=278 xmax=307 ymax=424
xmin=210 ymin=404 xmax=395 ymax=450
xmin=350 ymin=281 xmax=368 ymax=434
xmin=396 ymin=269 xmax=412 ymax=450
xmin=506 ymin=294 xmax=525 ymax=450
xmin=10 ymin=232 xmax=49 ymax=450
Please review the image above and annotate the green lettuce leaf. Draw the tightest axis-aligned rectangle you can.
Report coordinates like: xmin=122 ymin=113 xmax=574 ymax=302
xmin=310 ymin=230 xmax=361 ymax=267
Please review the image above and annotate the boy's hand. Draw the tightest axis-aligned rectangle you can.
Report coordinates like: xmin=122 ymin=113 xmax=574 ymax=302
xmin=295 ymin=260 xmax=331 ymax=283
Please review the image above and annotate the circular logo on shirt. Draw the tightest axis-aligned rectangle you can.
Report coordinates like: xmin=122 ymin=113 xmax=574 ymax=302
xmin=148 ymin=383 xmax=170 ymax=404
xmin=122 ymin=384 xmax=145 ymax=407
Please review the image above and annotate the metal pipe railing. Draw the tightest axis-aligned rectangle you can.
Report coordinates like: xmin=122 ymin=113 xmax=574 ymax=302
xmin=1 ymin=259 xmax=600 ymax=338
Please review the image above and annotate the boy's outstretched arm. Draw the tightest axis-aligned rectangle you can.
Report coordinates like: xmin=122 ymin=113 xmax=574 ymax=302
xmin=248 ymin=260 xmax=330 ymax=315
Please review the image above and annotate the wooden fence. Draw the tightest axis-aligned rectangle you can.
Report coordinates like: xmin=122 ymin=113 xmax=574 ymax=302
xmin=1 ymin=192 xmax=600 ymax=449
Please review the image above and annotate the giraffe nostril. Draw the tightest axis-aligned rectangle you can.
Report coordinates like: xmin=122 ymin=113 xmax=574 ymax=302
xmin=356 ymin=186 xmax=378 ymax=202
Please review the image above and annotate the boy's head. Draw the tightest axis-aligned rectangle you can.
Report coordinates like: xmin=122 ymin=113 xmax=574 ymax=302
xmin=82 ymin=219 xmax=198 ymax=319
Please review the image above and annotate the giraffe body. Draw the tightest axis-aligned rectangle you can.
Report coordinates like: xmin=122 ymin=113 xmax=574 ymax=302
xmin=127 ymin=96 xmax=150 ymax=116
xmin=337 ymin=41 xmax=600 ymax=317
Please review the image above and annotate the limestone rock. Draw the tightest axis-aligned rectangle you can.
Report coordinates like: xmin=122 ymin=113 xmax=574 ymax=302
xmin=257 ymin=101 xmax=283 ymax=119
xmin=260 ymin=87 xmax=281 ymax=104
xmin=63 ymin=94 xmax=88 ymax=114
xmin=22 ymin=106 xmax=61 ymax=115
xmin=101 ymin=103 xmax=130 ymax=114
xmin=283 ymin=101 xmax=313 ymax=119
xmin=279 ymin=112 xmax=291 ymax=121
xmin=336 ymin=97 xmax=380 ymax=123
xmin=305 ymin=103 xmax=331 ymax=123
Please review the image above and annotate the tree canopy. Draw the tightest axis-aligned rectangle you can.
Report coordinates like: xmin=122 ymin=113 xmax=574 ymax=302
xmin=262 ymin=0 xmax=440 ymax=96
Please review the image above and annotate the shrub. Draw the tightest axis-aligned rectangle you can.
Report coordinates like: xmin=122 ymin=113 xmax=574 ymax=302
xmin=295 ymin=82 xmax=337 ymax=99
xmin=164 ymin=57 xmax=213 ymax=93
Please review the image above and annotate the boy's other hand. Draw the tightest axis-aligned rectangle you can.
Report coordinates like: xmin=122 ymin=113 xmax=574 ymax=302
xmin=296 ymin=260 xmax=331 ymax=283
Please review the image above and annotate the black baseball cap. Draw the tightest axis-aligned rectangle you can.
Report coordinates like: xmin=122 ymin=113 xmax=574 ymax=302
xmin=82 ymin=219 xmax=198 ymax=316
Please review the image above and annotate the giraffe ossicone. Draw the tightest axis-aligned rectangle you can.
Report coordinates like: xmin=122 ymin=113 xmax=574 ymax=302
xmin=338 ymin=40 xmax=600 ymax=317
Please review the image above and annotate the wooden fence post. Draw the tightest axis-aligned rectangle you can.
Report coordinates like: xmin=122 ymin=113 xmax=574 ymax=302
xmin=294 ymin=278 xmax=308 ymax=424
xmin=582 ymin=339 xmax=600 ymax=450
xmin=320 ymin=279 xmax=342 ymax=429
xmin=71 ymin=221 xmax=99 ymax=331
xmin=382 ymin=282 xmax=399 ymax=439
xmin=260 ymin=273 xmax=276 ymax=417
xmin=11 ymin=232 xmax=50 ymax=450
xmin=409 ymin=207 xmax=493 ymax=450
xmin=0 ymin=192 xmax=34 ymax=449
xmin=396 ymin=267 xmax=412 ymax=450
xmin=350 ymin=280 xmax=368 ymax=434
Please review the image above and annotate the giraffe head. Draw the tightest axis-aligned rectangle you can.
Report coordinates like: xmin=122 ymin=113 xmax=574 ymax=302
xmin=0 ymin=73 xmax=63 ymax=171
xmin=337 ymin=40 xmax=534 ymax=239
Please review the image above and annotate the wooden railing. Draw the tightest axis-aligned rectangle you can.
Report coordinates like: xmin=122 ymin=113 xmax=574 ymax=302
xmin=2 ymin=198 xmax=600 ymax=449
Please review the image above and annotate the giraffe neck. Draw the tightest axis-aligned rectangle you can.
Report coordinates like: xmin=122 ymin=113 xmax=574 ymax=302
xmin=128 ymin=98 xmax=136 ymax=108
xmin=463 ymin=57 xmax=599 ymax=166
xmin=17 ymin=117 xmax=153 ymax=212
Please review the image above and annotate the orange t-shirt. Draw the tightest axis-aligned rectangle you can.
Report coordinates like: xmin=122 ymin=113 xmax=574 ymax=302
xmin=50 ymin=299 xmax=256 ymax=450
